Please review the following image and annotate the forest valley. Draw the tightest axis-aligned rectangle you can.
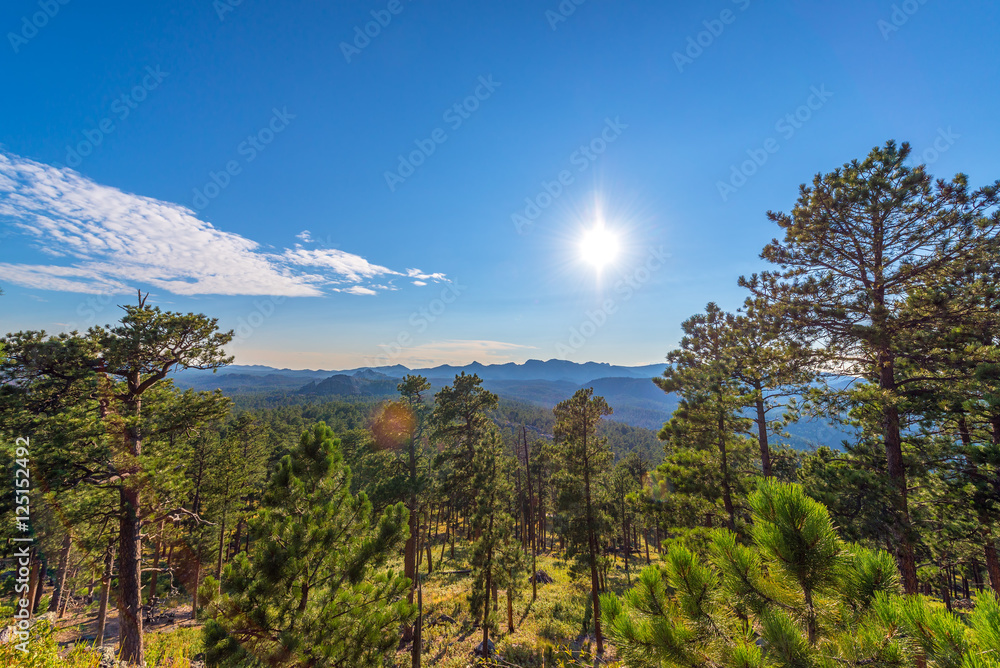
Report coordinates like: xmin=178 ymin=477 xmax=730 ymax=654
xmin=3 ymin=140 xmax=1000 ymax=667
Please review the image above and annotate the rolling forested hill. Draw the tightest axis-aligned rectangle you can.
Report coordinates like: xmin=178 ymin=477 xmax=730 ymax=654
xmin=176 ymin=359 xmax=852 ymax=450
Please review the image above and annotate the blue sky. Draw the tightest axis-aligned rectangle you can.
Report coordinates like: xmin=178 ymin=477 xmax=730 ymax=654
xmin=1 ymin=0 xmax=998 ymax=369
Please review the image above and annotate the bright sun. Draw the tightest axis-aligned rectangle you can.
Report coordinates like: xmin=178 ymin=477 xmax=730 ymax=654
xmin=580 ymin=225 xmax=620 ymax=268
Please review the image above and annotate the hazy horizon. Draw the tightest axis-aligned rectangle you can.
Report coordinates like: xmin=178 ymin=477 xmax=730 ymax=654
xmin=189 ymin=357 xmax=668 ymax=374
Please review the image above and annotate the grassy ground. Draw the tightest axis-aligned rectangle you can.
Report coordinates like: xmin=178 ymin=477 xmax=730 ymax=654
xmin=2 ymin=538 xmax=654 ymax=667
xmin=0 ymin=616 xmax=202 ymax=668
xmin=0 ymin=596 xmax=202 ymax=668
xmin=402 ymin=539 xmax=652 ymax=667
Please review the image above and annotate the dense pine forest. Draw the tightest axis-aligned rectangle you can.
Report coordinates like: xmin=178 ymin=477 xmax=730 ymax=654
xmin=3 ymin=142 xmax=1000 ymax=667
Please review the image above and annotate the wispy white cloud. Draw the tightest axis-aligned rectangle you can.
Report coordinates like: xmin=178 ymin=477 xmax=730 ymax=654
xmin=337 ymin=285 xmax=377 ymax=296
xmin=0 ymin=262 xmax=131 ymax=294
xmin=406 ymin=268 xmax=447 ymax=281
xmin=0 ymin=151 xmax=445 ymax=297
xmin=279 ymin=248 xmax=397 ymax=283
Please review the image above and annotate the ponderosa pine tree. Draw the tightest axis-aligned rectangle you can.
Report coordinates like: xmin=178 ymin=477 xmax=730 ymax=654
xmin=90 ymin=294 xmax=233 ymax=663
xmin=431 ymin=372 xmax=499 ymax=474
xmin=552 ymin=387 xmax=613 ymax=655
xmin=431 ymin=372 xmax=498 ymax=557
xmin=892 ymin=238 xmax=1000 ymax=592
xmin=207 ymin=413 xmax=270 ymax=588
xmin=603 ymin=456 xmax=642 ymax=584
xmin=467 ymin=426 xmax=518 ymax=655
xmin=1 ymin=303 xmax=232 ymax=665
xmin=203 ymin=422 xmax=413 ymax=668
xmin=657 ymin=303 xmax=755 ymax=531
xmin=370 ymin=374 xmax=431 ymax=664
xmin=729 ymin=298 xmax=818 ymax=477
xmin=741 ymin=141 xmax=1000 ymax=593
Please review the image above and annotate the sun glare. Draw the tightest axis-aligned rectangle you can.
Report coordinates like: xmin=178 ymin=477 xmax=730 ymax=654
xmin=580 ymin=224 xmax=620 ymax=269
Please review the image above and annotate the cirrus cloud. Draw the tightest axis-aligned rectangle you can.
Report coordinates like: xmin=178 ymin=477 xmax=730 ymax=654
xmin=0 ymin=151 xmax=446 ymax=297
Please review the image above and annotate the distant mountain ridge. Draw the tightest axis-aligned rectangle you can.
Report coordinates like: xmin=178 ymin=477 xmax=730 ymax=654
xmin=171 ymin=359 xmax=852 ymax=449
xmin=173 ymin=359 xmax=668 ymax=385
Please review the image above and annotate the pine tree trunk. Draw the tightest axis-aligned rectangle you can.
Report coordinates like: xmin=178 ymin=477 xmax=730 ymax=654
xmin=522 ymin=428 xmax=537 ymax=601
xmin=191 ymin=547 xmax=201 ymax=621
xmin=48 ymin=532 xmax=72 ymax=614
xmin=482 ymin=548 xmax=492 ymax=656
xmin=213 ymin=511 xmax=226 ymax=598
xmin=412 ymin=576 xmax=422 ymax=668
xmin=25 ymin=549 xmax=39 ymax=617
xmin=941 ymin=564 xmax=952 ymax=612
xmin=538 ymin=459 xmax=546 ymax=553
xmin=117 ymin=390 xmax=146 ymax=667
xmin=148 ymin=521 xmax=165 ymax=603
xmin=59 ymin=560 xmax=79 ymax=618
xmin=231 ymin=518 xmax=243 ymax=560
xmin=878 ymin=353 xmax=918 ymax=594
xmin=507 ymin=587 xmax=514 ymax=633
xmin=32 ymin=557 xmax=47 ymax=614
xmin=440 ymin=503 xmax=449 ymax=564
xmin=754 ymin=385 xmax=772 ymax=477
xmin=984 ymin=539 xmax=1000 ymax=595
xmin=624 ymin=515 xmax=630 ymax=585
xmin=404 ymin=505 xmax=417 ymax=597
xmin=717 ymin=411 xmax=736 ymax=531
xmin=97 ymin=544 xmax=115 ymax=648
xmin=402 ymin=489 xmax=418 ymax=643
xmin=804 ymin=588 xmax=817 ymax=645
xmin=424 ymin=509 xmax=433 ymax=574
xmin=583 ymin=464 xmax=604 ymax=655
xmin=516 ymin=467 xmax=523 ymax=548
xmin=119 ymin=483 xmax=145 ymax=663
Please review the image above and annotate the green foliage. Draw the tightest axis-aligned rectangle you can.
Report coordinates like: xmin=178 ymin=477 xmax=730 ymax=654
xmin=203 ymin=422 xmax=414 ymax=668
xmin=605 ymin=480 xmax=1000 ymax=667
xmin=0 ymin=619 xmax=101 ymax=668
